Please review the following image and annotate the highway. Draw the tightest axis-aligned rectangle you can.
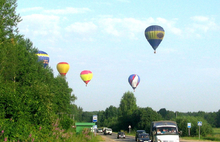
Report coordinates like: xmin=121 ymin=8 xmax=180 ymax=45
xmin=98 ymin=132 xmax=213 ymax=142
xmin=98 ymin=132 xmax=135 ymax=141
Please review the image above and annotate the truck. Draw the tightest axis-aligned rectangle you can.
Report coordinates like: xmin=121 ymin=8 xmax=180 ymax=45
xmin=150 ymin=121 xmax=180 ymax=142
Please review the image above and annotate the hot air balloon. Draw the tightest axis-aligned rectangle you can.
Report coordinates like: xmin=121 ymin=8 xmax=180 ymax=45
xmin=145 ymin=25 xmax=165 ymax=54
xmin=80 ymin=70 xmax=93 ymax=86
xmin=128 ymin=74 xmax=140 ymax=92
xmin=36 ymin=51 xmax=49 ymax=67
xmin=57 ymin=62 xmax=70 ymax=76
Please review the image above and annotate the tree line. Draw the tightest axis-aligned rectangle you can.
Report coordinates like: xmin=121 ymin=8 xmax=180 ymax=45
xmin=79 ymin=91 xmax=219 ymax=137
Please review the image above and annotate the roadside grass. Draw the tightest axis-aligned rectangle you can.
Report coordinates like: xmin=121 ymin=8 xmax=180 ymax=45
xmin=181 ymin=128 xmax=220 ymax=142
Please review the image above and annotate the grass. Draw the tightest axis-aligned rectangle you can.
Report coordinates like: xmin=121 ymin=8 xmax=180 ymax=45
xmin=181 ymin=128 xmax=220 ymax=142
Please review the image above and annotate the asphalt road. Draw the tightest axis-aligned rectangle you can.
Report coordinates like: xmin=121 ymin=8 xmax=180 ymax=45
xmin=98 ymin=132 xmax=214 ymax=142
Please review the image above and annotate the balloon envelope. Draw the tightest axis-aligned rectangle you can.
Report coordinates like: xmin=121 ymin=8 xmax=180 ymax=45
xmin=36 ymin=51 xmax=49 ymax=67
xmin=128 ymin=74 xmax=140 ymax=91
xmin=80 ymin=70 xmax=93 ymax=86
xmin=57 ymin=62 xmax=70 ymax=76
xmin=145 ymin=25 xmax=165 ymax=53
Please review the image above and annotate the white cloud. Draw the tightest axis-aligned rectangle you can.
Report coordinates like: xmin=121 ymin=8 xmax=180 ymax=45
xmin=189 ymin=16 xmax=218 ymax=33
xmin=156 ymin=18 xmax=182 ymax=36
xmin=18 ymin=7 xmax=43 ymax=13
xmin=191 ymin=16 xmax=209 ymax=22
xmin=44 ymin=7 xmax=90 ymax=14
xmin=65 ymin=22 xmax=97 ymax=34
xmin=18 ymin=14 xmax=61 ymax=39
xmin=97 ymin=17 xmax=183 ymax=39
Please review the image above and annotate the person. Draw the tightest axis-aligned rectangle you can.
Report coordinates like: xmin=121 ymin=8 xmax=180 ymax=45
xmin=157 ymin=129 xmax=161 ymax=134
xmin=161 ymin=129 xmax=166 ymax=134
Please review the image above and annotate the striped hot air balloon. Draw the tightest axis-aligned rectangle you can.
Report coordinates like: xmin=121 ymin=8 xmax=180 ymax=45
xmin=145 ymin=25 xmax=165 ymax=54
xmin=36 ymin=51 xmax=49 ymax=68
xmin=80 ymin=70 xmax=93 ymax=86
xmin=128 ymin=74 xmax=140 ymax=92
xmin=57 ymin=62 xmax=70 ymax=76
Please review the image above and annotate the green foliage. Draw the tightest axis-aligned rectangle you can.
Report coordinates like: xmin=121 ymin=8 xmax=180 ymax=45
xmin=60 ymin=115 xmax=74 ymax=130
xmin=131 ymin=107 xmax=162 ymax=133
xmin=0 ymin=0 xmax=78 ymax=141
xmin=118 ymin=91 xmax=137 ymax=130
xmin=176 ymin=116 xmax=213 ymax=137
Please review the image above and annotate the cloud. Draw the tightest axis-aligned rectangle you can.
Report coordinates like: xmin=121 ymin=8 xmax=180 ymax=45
xmin=65 ymin=22 xmax=97 ymax=34
xmin=191 ymin=16 xmax=209 ymax=22
xmin=189 ymin=16 xmax=218 ymax=33
xmin=44 ymin=7 xmax=91 ymax=15
xmin=156 ymin=18 xmax=182 ymax=36
xmin=18 ymin=7 xmax=43 ymax=13
xmin=18 ymin=14 xmax=62 ymax=44
xmin=98 ymin=17 xmax=182 ymax=39
xmin=19 ymin=7 xmax=90 ymax=15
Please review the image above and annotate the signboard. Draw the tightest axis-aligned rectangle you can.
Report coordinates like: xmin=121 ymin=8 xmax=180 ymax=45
xmin=93 ymin=115 xmax=98 ymax=122
xmin=187 ymin=123 xmax=191 ymax=128
xmin=198 ymin=121 xmax=202 ymax=126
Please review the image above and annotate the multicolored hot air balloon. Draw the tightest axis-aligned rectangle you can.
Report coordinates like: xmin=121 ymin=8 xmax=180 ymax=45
xmin=145 ymin=25 xmax=165 ymax=54
xmin=36 ymin=51 xmax=49 ymax=67
xmin=128 ymin=74 xmax=140 ymax=92
xmin=57 ymin=62 xmax=70 ymax=76
xmin=80 ymin=70 xmax=93 ymax=86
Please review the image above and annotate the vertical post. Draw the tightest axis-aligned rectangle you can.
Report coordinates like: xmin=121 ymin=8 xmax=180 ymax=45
xmin=128 ymin=125 xmax=131 ymax=133
xmin=188 ymin=128 xmax=190 ymax=136
xmin=199 ymin=126 xmax=200 ymax=139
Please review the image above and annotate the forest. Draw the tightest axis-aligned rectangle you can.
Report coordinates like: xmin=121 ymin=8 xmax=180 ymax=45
xmin=0 ymin=0 xmax=219 ymax=141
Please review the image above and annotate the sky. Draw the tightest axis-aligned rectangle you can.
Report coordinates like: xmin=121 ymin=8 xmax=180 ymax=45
xmin=16 ymin=0 xmax=220 ymax=113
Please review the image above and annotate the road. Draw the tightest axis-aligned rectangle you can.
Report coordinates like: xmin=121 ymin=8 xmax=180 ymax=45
xmin=98 ymin=132 xmax=214 ymax=142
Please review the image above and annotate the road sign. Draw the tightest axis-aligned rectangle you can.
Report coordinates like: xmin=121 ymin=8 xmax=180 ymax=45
xmin=93 ymin=115 xmax=98 ymax=122
xmin=198 ymin=121 xmax=202 ymax=126
xmin=187 ymin=123 xmax=191 ymax=128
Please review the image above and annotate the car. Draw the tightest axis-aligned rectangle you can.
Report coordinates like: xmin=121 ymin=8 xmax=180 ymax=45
xmin=97 ymin=128 xmax=103 ymax=133
xmin=135 ymin=130 xmax=147 ymax=141
xmin=104 ymin=128 xmax=112 ymax=135
xmin=102 ymin=127 xmax=108 ymax=132
xmin=117 ymin=132 xmax=126 ymax=139
xmin=137 ymin=133 xmax=151 ymax=142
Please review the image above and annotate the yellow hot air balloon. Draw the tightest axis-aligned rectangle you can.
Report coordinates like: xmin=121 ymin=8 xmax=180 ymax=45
xmin=80 ymin=70 xmax=93 ymax=86
xmin=57 ymin=62 xmax=70 ymax=76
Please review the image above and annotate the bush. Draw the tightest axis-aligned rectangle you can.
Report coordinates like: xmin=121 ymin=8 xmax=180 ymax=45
xmin=60 ymin=116 xmax=74 ymax=130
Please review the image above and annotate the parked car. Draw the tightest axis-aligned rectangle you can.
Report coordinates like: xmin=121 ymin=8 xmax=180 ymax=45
xmin=117 ymin=132 xmax=126 ymax=139
xmin=135 ymin=130 xmax=147 ymax=141
xmin=137 ymin=133 xmax=151 ymax=142
xmin=97 ymin=128 xmax=103 ymax=133
xmin=104 ymin=128 xmax=112 ymax=135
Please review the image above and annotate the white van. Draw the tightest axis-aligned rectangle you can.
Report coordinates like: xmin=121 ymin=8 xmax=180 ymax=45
xmin=150 ymin=121 xmax=180 ymax=142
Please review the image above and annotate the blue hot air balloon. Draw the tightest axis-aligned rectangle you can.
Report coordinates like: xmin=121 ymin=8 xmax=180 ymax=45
xmin=36 ymin=51 xmax=49 ymax=68
xmin=128 ymin=74 xmax=140 ymax=92
xmin=145 ymin=25 xmax=165 ymax=54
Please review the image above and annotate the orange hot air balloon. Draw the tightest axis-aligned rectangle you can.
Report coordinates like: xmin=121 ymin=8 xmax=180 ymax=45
xmin=80 ymin=70 xmax=93 ymax=86
xmin=57 ymin=62 xmax=70 ymax=76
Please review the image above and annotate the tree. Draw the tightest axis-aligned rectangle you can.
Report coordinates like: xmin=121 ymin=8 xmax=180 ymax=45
xmin=118 ymin=91 xmax=137 ymax=130
xmin=105 ymin=105 xmax=118 ymax=118
xmin=0 ymin=0 xmax=21 ymax=43
xmin=216 ymin=109 xmax=220 ymax=127
xmin=158 ymin=108 xmax=167 ymax=119
xmin=132 ymin=107 xmax=162 ymax=133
